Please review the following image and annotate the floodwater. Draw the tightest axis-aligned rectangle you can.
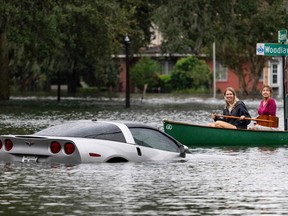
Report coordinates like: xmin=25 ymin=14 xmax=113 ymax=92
xmin=0 ymin=94 xmax=287 ymax=215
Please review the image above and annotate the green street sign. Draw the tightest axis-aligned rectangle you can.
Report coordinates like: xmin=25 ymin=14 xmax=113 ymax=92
xmin=278 ymin=29 xmax=287 ymax=43
xmin=256 ymin=43 xmax=288 ymax=56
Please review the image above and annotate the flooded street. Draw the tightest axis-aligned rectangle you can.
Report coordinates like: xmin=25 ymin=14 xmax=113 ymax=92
xmin=0 ymin=94 xmax=287 ymax=215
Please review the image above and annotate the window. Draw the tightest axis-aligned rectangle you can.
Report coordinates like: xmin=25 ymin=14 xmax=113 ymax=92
xmin=216 ymin=63 xmax=227 ymax=81
xmin=271 ymin=64 xmax=278 ymax=84
xmin=35 ymin=122 xmax=126 ymax=142
xmin=130 ymin=128 xmax=179 ymax=152
xmin=160 ymin=60 xmax=175 ymax=75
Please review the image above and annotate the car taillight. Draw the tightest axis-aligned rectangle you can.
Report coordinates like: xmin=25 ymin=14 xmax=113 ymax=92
xmin=5 ymin=139 xmax=13 ymax=151
xmin=64 ymin=142 xmax=75 ymax=155
xmin=0 ymin=140 xmax=2 ymax=150
xmin=50 ymin=141 xmax=61 ymax=154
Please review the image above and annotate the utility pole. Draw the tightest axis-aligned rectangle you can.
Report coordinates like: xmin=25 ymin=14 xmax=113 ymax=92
xmin=124 ymin=35 xmax=130 ymax=108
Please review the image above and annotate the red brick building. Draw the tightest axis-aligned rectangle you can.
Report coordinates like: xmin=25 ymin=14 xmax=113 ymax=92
xmin=117 ymin=46 xmax=283 ymax=97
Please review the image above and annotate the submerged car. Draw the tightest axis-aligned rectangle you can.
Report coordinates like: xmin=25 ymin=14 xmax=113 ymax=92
xmin=0 ymin=120 xmax=190 ymax=164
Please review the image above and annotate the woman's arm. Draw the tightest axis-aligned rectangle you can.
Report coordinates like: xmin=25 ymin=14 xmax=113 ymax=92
xmin=267 ymin=98 xmax=276 ymax=116
xmin=239 ymin=102 xmax=251 ymax=124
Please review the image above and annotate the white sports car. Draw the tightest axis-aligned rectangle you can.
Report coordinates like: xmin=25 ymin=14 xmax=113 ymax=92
xmin=0 ymin=120 xmax=190 ymax=164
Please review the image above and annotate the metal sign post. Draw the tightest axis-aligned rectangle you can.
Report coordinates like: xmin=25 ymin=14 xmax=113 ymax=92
xmin=124 ymin=35 xmax=130 ymax=108
xmin=280 ymin=30 xmax=287 ymax=131
xmin=282 ymin=55 xmax=287 ymax=130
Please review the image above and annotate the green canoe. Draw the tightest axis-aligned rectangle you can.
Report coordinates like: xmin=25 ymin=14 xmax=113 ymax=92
xmin=163 ymin=119 xmax=288 ymax=148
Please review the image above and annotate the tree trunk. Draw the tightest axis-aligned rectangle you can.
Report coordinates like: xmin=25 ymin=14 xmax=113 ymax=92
xmin=235 ymin=67 xmax=249 ymax=96
xmin=250 ymin=64 xmax=262 ymax=94
xmin=0 ymin=31 xmax=10 ymax=100
xmin=250 ymin=58 xmax=266 ymax=94
xmin=67 ymin=70 xmax=78 ymax=96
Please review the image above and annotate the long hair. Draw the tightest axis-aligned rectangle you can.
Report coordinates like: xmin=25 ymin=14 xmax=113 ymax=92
xmin=223 ymin=87 xmax=239 ymax=107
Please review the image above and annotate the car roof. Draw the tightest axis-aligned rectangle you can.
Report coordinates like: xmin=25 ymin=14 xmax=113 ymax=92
xmin=34 ymin=119 xmax=156 ymax=138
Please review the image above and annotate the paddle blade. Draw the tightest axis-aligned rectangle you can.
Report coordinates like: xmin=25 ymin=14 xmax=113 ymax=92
xmin=256 ymin=115 xmax=279 ymax=128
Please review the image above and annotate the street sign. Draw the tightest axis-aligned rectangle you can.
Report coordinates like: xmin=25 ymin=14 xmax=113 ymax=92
xmin=256 ymin=43 xmax=288 ymax=56
xmin=257 ymin=30 xmax=288 ymax=130
xmin=278 ymin=29 xmax=287 ymax=43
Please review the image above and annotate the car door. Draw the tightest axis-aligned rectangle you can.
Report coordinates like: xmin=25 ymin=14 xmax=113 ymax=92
xmin=129 ymin=127 xmax=181 ymax=160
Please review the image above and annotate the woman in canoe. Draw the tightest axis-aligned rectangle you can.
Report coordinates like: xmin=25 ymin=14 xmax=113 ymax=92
xmin=208 ymin=87 xmax=251 ymax=129
xmin=250 ymin=85 xmax=277 ymax=130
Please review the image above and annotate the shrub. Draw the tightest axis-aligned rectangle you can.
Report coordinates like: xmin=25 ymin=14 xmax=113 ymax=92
xmin=131 ymin=57 xmax=160 ymax=92
xmin=158 ymin=74 xmax=172 ymax=93
xmin=171 ymin=56 xmax=211 ymax=91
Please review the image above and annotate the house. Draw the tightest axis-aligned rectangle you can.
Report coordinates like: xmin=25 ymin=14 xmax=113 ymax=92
xmin=118 ymin=47 xmax=284 ymax=97
xmin=117 ymin=26 xmax=284 ymax=97
xmin=207 ymin=57 xmax=283 ymax=98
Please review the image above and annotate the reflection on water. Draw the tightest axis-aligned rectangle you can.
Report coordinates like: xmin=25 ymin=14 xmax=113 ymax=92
xmin=0 ymin=95 xmax=287 ymax=215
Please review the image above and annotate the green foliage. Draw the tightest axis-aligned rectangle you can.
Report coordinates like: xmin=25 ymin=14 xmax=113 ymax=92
xmin=171 ymin=56 xmax=211 ymax=91
xmin=0 ymin=0 xmax=158 ymax=99
xmin=158 ymin=74 xmax=172 ymax=93
xmin=152 ymin=0 xmax=288 ymax=95
xmin=214 ymin=0 xmax=288 ymax=94
xmin=131 ymin=56 xmax=160 ymax=91
xmin=152 ymin=1 xmax=217 ymax=54
xmin=116 ymin=0 xmax=156 ymax=51
xmin=2 ymin=0 xmax=288 ymax=98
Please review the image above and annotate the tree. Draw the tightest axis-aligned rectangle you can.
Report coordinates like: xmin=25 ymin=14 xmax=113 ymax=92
xmin=0 ymin=0 xmax=157 ymax=99
xmin=171 ymin=56 xmax=211 ymax=90
xmin=152 ymin=0 xmax=288 ymax=95
xmin=0 ymin=26 xmax=9 ymax=100
xmin=215 ymin=0 xmax=288 ymax=95
xmin=131 ymin=56 xmax=160 ymax=91
xmin=0 ymin=1 xmax=69 ymax=99
xmin=152 ymin=0 xmax=217 ymax=54
xmin=7 ymin=1 xmax=64 ymax=93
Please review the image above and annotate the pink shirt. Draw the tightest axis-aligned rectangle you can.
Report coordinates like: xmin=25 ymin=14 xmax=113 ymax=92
xmin=258 ymin=98 xmax=276 ymax=116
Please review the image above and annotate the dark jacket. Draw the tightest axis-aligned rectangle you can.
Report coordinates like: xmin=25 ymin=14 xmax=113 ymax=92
xmin=215 ymin=101 xmax=251 ymax=129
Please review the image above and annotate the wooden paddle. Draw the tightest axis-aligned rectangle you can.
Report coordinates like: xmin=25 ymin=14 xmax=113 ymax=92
xmin=216 ymin=114 xmax=279 ymax=128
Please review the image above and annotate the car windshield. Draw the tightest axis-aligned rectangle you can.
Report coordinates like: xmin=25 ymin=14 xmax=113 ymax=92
xmin=35 ymin=122 xmax=126 ymax=142
xmin=129 ymin=127 xmax=179 ymax=152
